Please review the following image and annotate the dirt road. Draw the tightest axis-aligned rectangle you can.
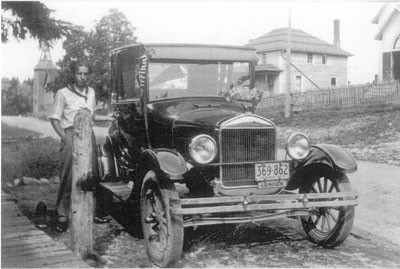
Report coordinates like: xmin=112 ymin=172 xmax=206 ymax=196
xmin=2 ymin=115 xmax=400 ymax=267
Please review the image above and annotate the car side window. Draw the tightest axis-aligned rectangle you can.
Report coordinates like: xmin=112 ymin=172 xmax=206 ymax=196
xmin=120 ymin=52 xmax=141 ymax=99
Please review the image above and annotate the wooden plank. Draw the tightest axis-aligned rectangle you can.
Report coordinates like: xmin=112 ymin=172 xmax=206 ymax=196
xmin=50 ymin=260 xmax=89 ymax=268
xmin=1 ymin=229 xmax=45 ymax=239
xmin=2 ymin=225 xmax=39 ymax=235
xmin=2 ymin=236 xmax=56 ymax=248
xmin=1 ymin=189 xmax=90 ymax=268
xmin=71 ymin=109 xmax=94 ymax=256
xmin=2 ymin=252 xmax=84 ymax=268
xmin=30 ymin=253 xmax=85 ymax=267
xmin=2 ymin=245 xmax=68 ymax=257
xmin=2 ymin=218 xmax=32 ymax=227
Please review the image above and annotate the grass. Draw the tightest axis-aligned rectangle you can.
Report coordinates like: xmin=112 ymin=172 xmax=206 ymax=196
xmin=2 ymin=123 xmax=60 ymax=212
xmin=269 ymin=104 xmax=400 ymax=145
xmin=1 ymin=122 xmax=40 ymax=138
xmin=1 ymin=124 xmax=60 ymax=185
xmin=261 ymin=104 xmax=400 ymax=165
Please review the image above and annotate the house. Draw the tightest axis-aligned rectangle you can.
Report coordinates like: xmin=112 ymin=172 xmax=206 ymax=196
xmin=246 ymin=20 xmax=352 ymax=95
xmin=33 ymin=45 xmax=59 ymax=117
xmin=372 ymin=3 xmax=400 ymax=81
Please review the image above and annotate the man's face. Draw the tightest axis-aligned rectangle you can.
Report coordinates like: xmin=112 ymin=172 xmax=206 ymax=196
xmin=74 ymin=66 xmax=89 ymax=88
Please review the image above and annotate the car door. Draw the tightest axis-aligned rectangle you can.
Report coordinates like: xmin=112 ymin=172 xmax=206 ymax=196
xmin=111 ymin=48 xmax=147 ymax=166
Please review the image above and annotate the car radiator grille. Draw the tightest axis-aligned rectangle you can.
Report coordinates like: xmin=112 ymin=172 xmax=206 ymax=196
xmin=220 ymin=128 xmax=276 ymax=187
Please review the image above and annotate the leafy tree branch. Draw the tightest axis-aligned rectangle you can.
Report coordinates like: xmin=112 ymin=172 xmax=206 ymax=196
xmin=1 ymin=1 xmax=72 ymax=46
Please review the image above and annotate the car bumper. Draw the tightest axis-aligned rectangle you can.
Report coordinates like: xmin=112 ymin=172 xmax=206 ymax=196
xmin=170 ymin=191 xmax=358 ymax=227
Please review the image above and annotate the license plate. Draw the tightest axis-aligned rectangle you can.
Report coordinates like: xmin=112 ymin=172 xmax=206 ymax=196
xmin=257 ymin=180 xmax=286 ymax=189
xmin=255 ymin=162 xmax=290 ymax=182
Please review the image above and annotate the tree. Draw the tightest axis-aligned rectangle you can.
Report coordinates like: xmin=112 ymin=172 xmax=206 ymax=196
xmin=47 ymin=9 xmax=138 ymax=104
xmin=1 ymin=1 xmax=72 ymax=46
xmin=1 ymin=77 xmax=33 ymax=115
xmin=90 ymin=9 xmax=137 ymax=103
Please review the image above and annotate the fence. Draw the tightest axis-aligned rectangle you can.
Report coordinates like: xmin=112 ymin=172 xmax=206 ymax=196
xmin=256 ymin=80 xmax=400 ymax=114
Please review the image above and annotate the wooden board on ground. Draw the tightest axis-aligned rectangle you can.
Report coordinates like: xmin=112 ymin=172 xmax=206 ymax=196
xmin=1 ymin=192 xmax=90 ymax=268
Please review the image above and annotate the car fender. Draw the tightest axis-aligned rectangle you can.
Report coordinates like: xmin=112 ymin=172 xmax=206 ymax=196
xmin=139 ymin=149 xmax=188 ymax=180
xmin=286 ymin=144 xmax=357 ymax=190
xmin=303 ymin=144 xmax=357 ymax=173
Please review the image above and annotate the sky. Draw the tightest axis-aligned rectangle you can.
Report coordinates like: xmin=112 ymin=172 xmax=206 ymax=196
xmin=1 ymin=1 xmax=385 ymax=84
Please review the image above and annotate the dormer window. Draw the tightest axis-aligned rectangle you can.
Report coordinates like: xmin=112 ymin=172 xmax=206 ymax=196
xmin=261 ymin=53 xmax=267 ymax=64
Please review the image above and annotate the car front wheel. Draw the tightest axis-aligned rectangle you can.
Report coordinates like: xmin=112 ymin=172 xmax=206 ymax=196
xmin=300 ymin=171 xmax=355 ymax=248
xmin=140 ymin=170 xmax=183 ymax=267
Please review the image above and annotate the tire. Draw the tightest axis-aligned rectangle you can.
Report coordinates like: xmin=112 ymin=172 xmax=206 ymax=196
xmin=140 ymin=170 xmax=184 ymax=267
xmin=299 ymin=170 xmax=355 ymax=248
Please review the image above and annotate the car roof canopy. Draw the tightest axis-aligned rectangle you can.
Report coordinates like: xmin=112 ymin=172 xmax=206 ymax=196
xmin=112 ymin=43 xmax=258 ymax=62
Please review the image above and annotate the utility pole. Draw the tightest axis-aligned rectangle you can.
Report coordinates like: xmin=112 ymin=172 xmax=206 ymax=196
xmin=285 ymin=4 xmax=292 ymax=118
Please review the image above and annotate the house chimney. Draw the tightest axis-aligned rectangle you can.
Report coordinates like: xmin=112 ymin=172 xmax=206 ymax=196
xmin=333 ymin=19 xmax=340 ymax=49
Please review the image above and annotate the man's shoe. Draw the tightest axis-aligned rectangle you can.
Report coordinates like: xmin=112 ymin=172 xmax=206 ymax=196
xmin=94 ymin=216 xmax=111 ymax=224
xmin=55 ymin=221 xmax=68 ymax=233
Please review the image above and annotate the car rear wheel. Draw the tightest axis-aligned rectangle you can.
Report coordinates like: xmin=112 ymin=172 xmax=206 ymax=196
xmin=300 ymin=171 xmax=355 ymax=248
xmin=140 ymin=170 xmax=183 ymax=267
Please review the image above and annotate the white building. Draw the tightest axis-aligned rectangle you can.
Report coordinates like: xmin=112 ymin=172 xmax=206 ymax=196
xmin=246 ymin=20 xmax=352 ymax=95
xmin=372 ymin=3 xmax=400 ymax=81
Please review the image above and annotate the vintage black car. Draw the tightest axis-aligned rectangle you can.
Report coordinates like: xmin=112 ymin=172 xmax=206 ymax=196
xmin=96 ymin=43 xmax=358 ymax=267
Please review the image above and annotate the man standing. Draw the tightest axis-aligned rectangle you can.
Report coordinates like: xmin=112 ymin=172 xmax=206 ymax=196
xmin=49 ymin=60 xmax=110 ymax=232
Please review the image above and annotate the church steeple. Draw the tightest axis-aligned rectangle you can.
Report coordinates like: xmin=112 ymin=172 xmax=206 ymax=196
xmin=34 ymin=42 xmax=57 ymax=70
xmin=33 ymin=42 xmax=59 ymax=117
xmin=39 ymin=43 xmax=52 ymax=62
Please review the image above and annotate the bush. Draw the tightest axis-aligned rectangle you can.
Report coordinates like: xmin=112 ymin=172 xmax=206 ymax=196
xmin=1 ymin=94 xmax=33 ymax=115
xmin=1 ymin=136 xmax=59 ymax=186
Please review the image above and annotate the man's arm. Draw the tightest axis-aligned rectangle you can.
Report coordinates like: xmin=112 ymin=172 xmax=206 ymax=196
xmin=50 ymin=118 xmax=66 ymax=141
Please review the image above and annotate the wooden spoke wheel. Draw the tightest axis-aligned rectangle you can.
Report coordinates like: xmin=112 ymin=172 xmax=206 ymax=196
xmin=300 ymin=171 xmax=355 ymax=248
xmin=140 ymin=171 xmax=183 ymax=267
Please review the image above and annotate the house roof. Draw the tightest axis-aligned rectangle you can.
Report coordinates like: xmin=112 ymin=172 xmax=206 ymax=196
xmin=34 ymin=60 xmax=58 ymax=71
xmin=246 ymin=28 xmax=352 ymax=57
xmin=372 ymin=4 xmax=400 ymax=40
xmin=255 ymin=64 xmax=281 ymax=73
xmin=371 ymin=3 xmax=389 ymax=24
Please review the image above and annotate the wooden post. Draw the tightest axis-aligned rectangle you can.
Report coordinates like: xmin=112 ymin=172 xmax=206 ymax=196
xmin=70 ymin=109 xmax=94 ymax=257
xmin=285 ymin=4 xmax=292 ymax=118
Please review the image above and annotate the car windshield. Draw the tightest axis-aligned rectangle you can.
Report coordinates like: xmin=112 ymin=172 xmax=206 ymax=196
xmin=148 ymin=61 xmax=250 ymax=101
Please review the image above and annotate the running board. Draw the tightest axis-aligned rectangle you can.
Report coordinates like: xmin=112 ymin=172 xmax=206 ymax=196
xmin=99 ymin=182 xmax=133 ymax=201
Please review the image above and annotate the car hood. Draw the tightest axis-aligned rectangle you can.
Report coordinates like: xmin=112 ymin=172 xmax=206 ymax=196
xmin=173 ymin=108 xmax=241 ymax=127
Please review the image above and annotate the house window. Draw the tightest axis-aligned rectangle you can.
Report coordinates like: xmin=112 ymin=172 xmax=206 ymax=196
xmin=331 ymin=78 xmax=336 ymax=86
xmin=261 ymin=53 xmax=267 ymax=64
xmin=295 ymin=76 xmax=302 ymax=91
xmin=307 ymin=53 xmax=313 ymax=63
xmin=322 ymin=55 xmax=327 ymax=64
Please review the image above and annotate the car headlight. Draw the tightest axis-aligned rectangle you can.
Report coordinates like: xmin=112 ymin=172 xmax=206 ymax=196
xmin=189 ymin=135 xmax=217 ymax=164
xmin=286 ymin=133 xmax=310 ymax=160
